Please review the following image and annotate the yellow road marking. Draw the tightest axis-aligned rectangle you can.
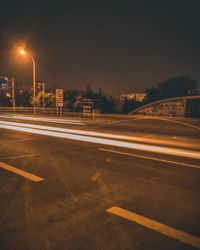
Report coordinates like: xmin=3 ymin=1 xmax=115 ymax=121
xmin=0 ymin=161 xmax=44 ymax=182
xmin=99 ymin=148 xmax=200 ymax=169
xmin=107 ymin=206 xmax=200 ymax=248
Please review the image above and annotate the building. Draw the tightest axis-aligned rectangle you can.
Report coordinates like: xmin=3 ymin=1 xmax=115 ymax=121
xmin=120 ymin=93 xmax=146 ymax=102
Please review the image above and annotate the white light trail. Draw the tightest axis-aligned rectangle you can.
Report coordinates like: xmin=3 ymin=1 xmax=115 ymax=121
xmin=0 ymin=114 xmax=85 ymax=125
xmin=0 ymin=120 xmax=198 ymax=150
xmin=0 ymin=122 xmax=200 ymax=159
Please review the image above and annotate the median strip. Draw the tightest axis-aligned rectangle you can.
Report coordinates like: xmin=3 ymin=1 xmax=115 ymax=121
xmin=0 ymin=161 xmax=44 ymax=182
xmin=107 ymin=206 xmax=200 ymax=249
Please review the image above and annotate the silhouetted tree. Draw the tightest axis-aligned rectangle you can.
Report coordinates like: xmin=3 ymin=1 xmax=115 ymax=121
xmin=15 ymin=89 xmax=31 ymax=107
xmin=143 ymin=87 xmax=160 ymax=104
xmin=98 ymin=87 xmax=103 ymax=98
xmin=0 ymin=91 xmax=11 ymax=106
xmin=157 ymin=76 xmax=197 ymax=99
xmin=64 ymin=89 xmax=78 ymax=110
xmin=85 ymin=83 xmax=93 ymax=98
xmin=100 ymin=95 xmax=116 ymax=113
xmin=122 ymin=98 xmax=142 ymax=114
xmin=33 ymin=91 xmax=56 ymax=107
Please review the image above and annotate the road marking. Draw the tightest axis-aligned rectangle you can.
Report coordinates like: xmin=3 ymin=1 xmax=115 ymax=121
xmin=0 ymin=161 xmax=44 ymax=182
xmin=99 ymin=148 xmax=200 ymax=169
xmin=107 ymin=206 xmax=200 ymax=249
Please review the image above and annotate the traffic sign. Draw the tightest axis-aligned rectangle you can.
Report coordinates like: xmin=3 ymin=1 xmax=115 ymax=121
xmin=0 ymin=77 xmax=8 ymax=89
xmin=56 ymin=89 xmax=63 ymax=107
xmin=82 ymin=98 xmax=93 ymax=113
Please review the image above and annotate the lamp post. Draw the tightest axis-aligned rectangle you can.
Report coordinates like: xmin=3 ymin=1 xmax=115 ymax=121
xmin=19 ymin=49 xmax=36 ymax=114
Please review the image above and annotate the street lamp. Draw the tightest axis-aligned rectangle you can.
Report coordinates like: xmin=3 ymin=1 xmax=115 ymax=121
xmin=19 ymin=49 xmax=36 ymax=114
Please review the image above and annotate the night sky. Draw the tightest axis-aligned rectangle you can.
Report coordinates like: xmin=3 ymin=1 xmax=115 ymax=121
xmin=0 ymin=0 xmax=200 ymax=94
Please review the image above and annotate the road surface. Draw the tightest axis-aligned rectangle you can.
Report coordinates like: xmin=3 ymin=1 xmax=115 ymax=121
xmin=0 ymin=114 xmax=200 ymax=250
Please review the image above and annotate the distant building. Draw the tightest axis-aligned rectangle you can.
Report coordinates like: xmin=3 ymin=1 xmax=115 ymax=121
xmin=120 ymin=93 xmax=146 ymax=102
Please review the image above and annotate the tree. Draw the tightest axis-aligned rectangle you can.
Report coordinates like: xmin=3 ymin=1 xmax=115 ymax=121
xmin=122 ymin=98 xmax=142 ymax=114
xmin=64 ymin=89 xmax=78 ymax=110
xmin=157 ymin=76 xmax=197 ymax=99
xmin=15 ymin=89 xmax=31 ymax=107
xmin=100 ymin=95 xmax=116 ymax=113
xmin=143 ymin=87 xmax=160 ymax=104
xmin=32 ymin=91 xmax=56 ymax=107
xmin=0 ymin=91 xmax=12 ymax=106
xmin=85 ymin=83 xmax=93 ymax=98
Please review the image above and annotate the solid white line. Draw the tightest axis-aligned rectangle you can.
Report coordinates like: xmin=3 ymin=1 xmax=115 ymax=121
xmin=0 ymin=123 xmax=200 ymax=159
xmin=0 ymin=161 xmax=44 ymax=182
xmin=107 ymin=206 xmax=200 ymax=249
xmin=99 ymin=148 xmax=200 ymax=169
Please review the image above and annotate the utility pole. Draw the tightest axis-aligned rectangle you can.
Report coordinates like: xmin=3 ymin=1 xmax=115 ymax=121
xmin=19 ymin=49 xmax=36 ymax=115
xmin=12 ymin=78 xmax=15 ymax=112
xmin=43 ymin=82 xmax=45 ymax=111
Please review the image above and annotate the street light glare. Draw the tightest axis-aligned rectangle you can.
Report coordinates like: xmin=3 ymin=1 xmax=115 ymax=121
xmin=19 ymin=49 xmax=26 ymax=55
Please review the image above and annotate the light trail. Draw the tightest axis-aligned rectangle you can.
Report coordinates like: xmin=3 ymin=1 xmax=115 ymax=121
xmin=0 ymin=120 xmax=198 ymax=150
xmin=0 ymin=122 xmax=200 ymax=159
xmin=0 ymin=114 xmax=85 ymax=125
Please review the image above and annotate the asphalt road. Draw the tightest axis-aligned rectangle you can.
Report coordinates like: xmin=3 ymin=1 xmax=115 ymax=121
xmin=0 ymin=114 xmax=200 ymax=250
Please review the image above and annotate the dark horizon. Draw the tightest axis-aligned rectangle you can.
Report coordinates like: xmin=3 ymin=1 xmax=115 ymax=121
xmin=0 ymin=1 xmax=200 ymax=94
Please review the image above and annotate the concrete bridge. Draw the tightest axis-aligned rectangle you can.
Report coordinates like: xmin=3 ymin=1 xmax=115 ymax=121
xmin=129 ymin=95 xmax=200 ymax=117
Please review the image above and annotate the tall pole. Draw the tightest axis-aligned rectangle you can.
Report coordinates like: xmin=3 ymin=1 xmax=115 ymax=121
xmin=30 ymin=55 xmax=36 ymax=115
xmin=12 ymin=78 xmax=15 ymax=112
xmin=43 ymin=82 xmax=45 ymax=111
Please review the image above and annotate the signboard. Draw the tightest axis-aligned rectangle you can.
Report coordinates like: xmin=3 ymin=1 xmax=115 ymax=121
xmin=0 ymin=77 xmax=8 ymax=89
xmin=82 ymin=98 xmax=93 ymax=113
xmin=56 ymin=89 xmax=63 ymax=107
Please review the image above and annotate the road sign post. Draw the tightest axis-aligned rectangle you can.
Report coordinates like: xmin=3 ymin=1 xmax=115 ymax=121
xmin=0 ymin=77 xmax=8 ymax=89
xmin=81 ymin=98 xmax=93 ymax=118
xmin=56 ymin=89 xmax=63 ymax=116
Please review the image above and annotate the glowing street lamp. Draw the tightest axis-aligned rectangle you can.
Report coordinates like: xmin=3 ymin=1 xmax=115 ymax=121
xmin=19 ymin=49 xmax=26 ymax=56
xmin=19 ymin=49 xmax=36 ymax=114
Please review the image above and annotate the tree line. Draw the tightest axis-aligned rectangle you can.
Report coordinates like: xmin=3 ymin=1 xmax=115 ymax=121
xmin=0 ymin=75 xmax=198 ymax=114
